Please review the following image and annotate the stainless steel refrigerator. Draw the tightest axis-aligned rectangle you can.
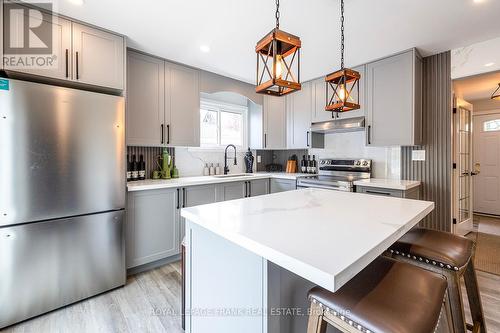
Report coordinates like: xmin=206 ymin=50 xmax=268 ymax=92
xmin=0 ymin=79 xmax=126 ymax=328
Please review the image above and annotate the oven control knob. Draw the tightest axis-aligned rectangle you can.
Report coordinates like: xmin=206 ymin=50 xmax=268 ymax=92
xmin=320 ymin=160 xmax=325 ymax=165
xmin=362 ymin=161 xmax=368 ymax=166
xmin=355 ymin=161 xmax=361 ymax=166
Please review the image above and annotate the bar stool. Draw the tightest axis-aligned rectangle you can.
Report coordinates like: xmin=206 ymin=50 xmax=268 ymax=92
xmin=388 ymin=228 xmax=486 ymax=333
xmin=307 ymin=256 xmax=452 ymax=333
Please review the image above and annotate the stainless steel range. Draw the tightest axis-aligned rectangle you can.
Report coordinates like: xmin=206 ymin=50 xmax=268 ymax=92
xmin=297 ymin=158 xmax=372 ymax=191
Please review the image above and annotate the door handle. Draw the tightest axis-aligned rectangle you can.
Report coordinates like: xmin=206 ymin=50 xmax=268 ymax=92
xmin=65 ymin=49 xmax=69 ymax=78
xmin=75 ymin=51 xmax=79 ymax=80
xmin=167 ymin=124 xmax=170 ymax=144
xmin=367 ymin=125 xmax=371 ymax=145
xmin=306 ymin=131 xmax=310 ymax=147
xmin=161 ymin=124 xmax=164 ymax=144
xmin=264 ymin=134 xmax=267 ymax=148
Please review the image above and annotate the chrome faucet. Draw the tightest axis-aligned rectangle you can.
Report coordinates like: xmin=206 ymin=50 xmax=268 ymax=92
xmin=224 ymin=144 xmax=237 ymax=175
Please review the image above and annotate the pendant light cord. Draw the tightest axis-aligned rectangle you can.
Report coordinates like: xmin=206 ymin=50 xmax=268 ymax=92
xmin=340 ymin=0 xmax=345 ymax=69
xmin=275 ymin=0 xmax=280 ymax=29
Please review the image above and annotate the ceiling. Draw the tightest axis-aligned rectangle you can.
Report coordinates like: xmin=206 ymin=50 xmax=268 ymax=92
xmin=453 ymin=70 xmax=500 ymax=101
xmin=452 ymin=36 xmax=500 ymax=79
xmin=55 ymin=0 xmax=500 ymax=84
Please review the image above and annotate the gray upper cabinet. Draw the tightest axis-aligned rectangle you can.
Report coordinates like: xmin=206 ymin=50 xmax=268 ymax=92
xmin=365 ymin=49 xmax=422 ymax=146
xmin=167 ymin=62 xmax=200 ymax=147
xmin=263 ymin=95 xmax=287 ymax=149
xmin=248 ymin=179 xmax=269 ymax=197
xmin=287 ymin=82 xmax=312 ymax=149
xmin=3 ymin=6 xmax=72 ymax=80
xmin=2 ymin=4 xmax=124 ymax=90
xmin=126 ymin=52 xmax=164 ymax=146
xmin=72 ymin=23 xmax=125 ymax=90
xmin=126 ymin=188 xmax=179 ymax=269
xmin=311 ymin=78 xmax=331 ymax=123
xmin=126 ymin=51 xmax=200 ymax=147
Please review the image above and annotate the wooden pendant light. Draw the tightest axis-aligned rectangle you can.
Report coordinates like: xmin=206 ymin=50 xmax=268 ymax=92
xmin=325 ymin=0 xmax=360 ymax=114
xmin=255 ymin=0 xmax=301 ymax=96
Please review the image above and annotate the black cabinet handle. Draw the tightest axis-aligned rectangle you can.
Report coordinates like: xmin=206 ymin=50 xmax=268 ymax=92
xmin=366 ymin=190 xmax=391 ymax=196
xmin=244 ymin=181 xmax=248 ymax=197
xmin=248 ymin=181 xmax=251 ymax=197
xmin=264 ymin=134 xmax=267 ymax=148
xmin=161 ymin=124 xmax=164 ymax=144
xmin=367 ymin=125 xmax=371 ymax=145
xmin=176 ymin=188 xmax=180 ymax=209
xmin=167 ymin=124 xmax=170 ymax=144
xmin=75 ymin=51 xmax=79 ymax=80
xmin=65 ymin=49 xmax=69 ymax=78
xmin=182 ymin=188 xmax=186 ymax=208
xmin=306 ymin=131 xmax=310 ymax=147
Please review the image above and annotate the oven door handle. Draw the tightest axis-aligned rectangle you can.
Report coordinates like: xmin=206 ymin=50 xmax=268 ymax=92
xmin=297 ymin=183 xmax=350 ymax=191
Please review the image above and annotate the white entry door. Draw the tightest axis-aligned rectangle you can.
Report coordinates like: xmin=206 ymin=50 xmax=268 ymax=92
xmin=474 ymin=113 xmax=500 ymax=216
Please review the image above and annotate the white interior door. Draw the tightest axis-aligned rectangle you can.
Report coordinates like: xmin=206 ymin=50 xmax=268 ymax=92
xmin=453 ymin=100 xmax=474 ymax=235
xmin=473 ymin=113 xmax=500 ymax=216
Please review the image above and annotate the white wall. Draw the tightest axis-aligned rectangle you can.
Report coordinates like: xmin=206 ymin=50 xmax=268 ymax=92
xmin=308 ymin=131 xmax=401 ymax=179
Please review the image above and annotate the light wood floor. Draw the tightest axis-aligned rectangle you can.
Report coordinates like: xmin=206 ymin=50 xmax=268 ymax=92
xmin=2 ymin=261 xmax=500 ymax=333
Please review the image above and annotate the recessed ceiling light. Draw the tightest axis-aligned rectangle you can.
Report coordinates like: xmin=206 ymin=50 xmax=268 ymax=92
xmin=484 ymin=62 xmax=495 ymax=67
xmin=67 ymin=0 xmax=84 ymax=5
xmin=200 ymin=45 xmax=210 ymax=53
xmin=473 ymin=0 xmax=485 ymax=3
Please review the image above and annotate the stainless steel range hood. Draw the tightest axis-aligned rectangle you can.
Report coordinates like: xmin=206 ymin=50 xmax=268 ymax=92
xmin=310 ymin=116 xmax=365 ymax=133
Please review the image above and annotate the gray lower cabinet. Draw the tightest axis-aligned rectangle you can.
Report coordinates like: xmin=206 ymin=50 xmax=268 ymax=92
xmin=126 ymin=188 xmax=180 ymax=269
xmin=217 ymin=182 xmax=247 ymax=201
xmin=180 ymin=184 xmax=218 ymax=241
xmin=356 ymin=185 xmax=420 ymax=200
xmin=270 ymin=178 xmax=296 ymax=193
xmin=248 ymin=179 xmax=269 ymax=197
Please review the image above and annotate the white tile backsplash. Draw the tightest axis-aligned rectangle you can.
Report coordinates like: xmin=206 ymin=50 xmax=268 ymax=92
xmin=308 ymin=131 xmax=401 ymax=179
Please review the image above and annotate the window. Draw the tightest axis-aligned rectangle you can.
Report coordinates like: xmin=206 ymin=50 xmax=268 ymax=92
xmin=484 ymin=119 xmax=500 ymax=132
xmin=200 ymin=99 xmax=247 ymax=148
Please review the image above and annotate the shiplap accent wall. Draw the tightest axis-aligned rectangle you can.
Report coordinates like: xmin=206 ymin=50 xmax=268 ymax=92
xmin=127 ymin=146 xmax=175 ymax=179
xmin=401 ymin=51 xmax=452 ymax=232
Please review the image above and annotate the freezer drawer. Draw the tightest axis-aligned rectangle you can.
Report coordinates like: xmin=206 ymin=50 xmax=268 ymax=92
xmin=0 ymin=211 xmax=125 ymax=329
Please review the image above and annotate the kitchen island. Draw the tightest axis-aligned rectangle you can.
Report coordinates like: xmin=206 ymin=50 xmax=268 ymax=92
xmin=181 ymin=188 xmax=434 ymax=333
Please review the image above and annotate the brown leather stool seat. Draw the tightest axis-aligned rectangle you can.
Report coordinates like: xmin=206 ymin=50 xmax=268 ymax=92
xmin=307 ymin=257 xmax=448 ymax=333
xmin=389 ymin=228 xmax=474 ymax=270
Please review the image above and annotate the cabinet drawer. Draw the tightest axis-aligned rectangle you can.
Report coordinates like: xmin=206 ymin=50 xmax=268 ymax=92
xmin=356 ymin=186 xmax=404 ymax=198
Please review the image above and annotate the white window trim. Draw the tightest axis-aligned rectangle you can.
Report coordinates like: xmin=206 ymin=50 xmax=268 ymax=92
xmin=483 ymin=119 xmax=500 ymax=132
xmin=197 ymin=98 xmax=248 ymax=150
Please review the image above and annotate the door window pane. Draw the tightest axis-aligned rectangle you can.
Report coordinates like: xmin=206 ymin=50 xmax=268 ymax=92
xmin=220 ymin=111 xmax=243 ymax=146
xmin=484 ymin=119 xmax=500 ymax=132
xmin=200 ymin=108 xmax=218 ymax=145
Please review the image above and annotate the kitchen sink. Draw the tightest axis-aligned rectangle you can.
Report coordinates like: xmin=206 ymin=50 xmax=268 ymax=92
xmin=212 ymin=173 xmax=255 ymax=178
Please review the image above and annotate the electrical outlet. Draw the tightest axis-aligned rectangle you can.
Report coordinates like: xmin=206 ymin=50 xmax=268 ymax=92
xmin=412 ymin=150 xmax=426 ymax=161
xmin=257 ymin=155 xmax=261 ymax=163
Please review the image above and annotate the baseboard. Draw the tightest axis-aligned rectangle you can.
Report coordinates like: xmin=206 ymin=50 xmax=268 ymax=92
xmin=127 ymin=254 xmax=181 ymax=276
xmin=474 ymin=212 xmax=500 ymax=219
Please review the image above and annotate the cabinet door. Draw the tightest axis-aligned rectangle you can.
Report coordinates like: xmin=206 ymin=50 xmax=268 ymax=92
xmin=167 ymin=62 xmax=200 ymax=147
xmin=249 ymin=179 xmax=269 ymax=197
xmin=270 ymin=179 xmax=296 ymax=193
xmin=218 ymin=181 xmax=247 ymax=201
xmin=126 ymin=51 xmax=165 ymax=146
xmin=336 ymin=65 xmax=366 ymax=119
xmin=72 ymin=23 xmax=124 ymax=89
xmin=263 ymin=95 xmax=286 ymax=149
xmin=3 ymin=5 xmax=72 ymax=80
xmin=287 ymin=82 xmax=312 ymax=149
xmin=366 ymin=50 xmax=417 ymax=146
xmin=183 ymin=184 xmax=217 ymax=207
xmin=126 ymin=189 xmax=179 ymax=268
xmin=311 ymin=78 xmax=331 ymax=123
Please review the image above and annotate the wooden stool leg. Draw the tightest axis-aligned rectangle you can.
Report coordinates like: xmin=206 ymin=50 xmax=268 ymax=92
xmin=464 ymin=258 xmax=487 ymax=333
xmin=307 ymin=301 xmax=327 ymax=333
xmin=445 ymin=271 xmax=467 ymax=333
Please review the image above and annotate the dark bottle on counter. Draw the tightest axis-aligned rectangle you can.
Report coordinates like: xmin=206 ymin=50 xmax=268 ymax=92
xmin=131 ymin=154 xmax=139 ymax=181
xmin=300 ymin=155 xmax=307 ymax=173
xmin=126 ymin=154 xmax=132 ymax=181
xmin=138 ymin=154 xmax=146 ymax=180
xmin=306 ymin=155 xmax=312 ymax=173
xmin=311 ymin=155 xmax=317 ymax=174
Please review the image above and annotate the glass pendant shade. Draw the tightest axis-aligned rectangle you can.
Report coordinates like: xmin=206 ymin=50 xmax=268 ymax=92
xmin=255 ymin=28 xmax=301 ymax=96
xmin=325 ymin=68 xmax=360 ymax=112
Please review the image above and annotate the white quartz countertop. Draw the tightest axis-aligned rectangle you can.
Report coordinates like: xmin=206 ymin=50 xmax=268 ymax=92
xmin=127 ymin=172 xmax=309 ymax=192
xmin=181 ymin=188 xmax=434 ymax=292
xmin=353 ymin=178 xmax=421 ymax=190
